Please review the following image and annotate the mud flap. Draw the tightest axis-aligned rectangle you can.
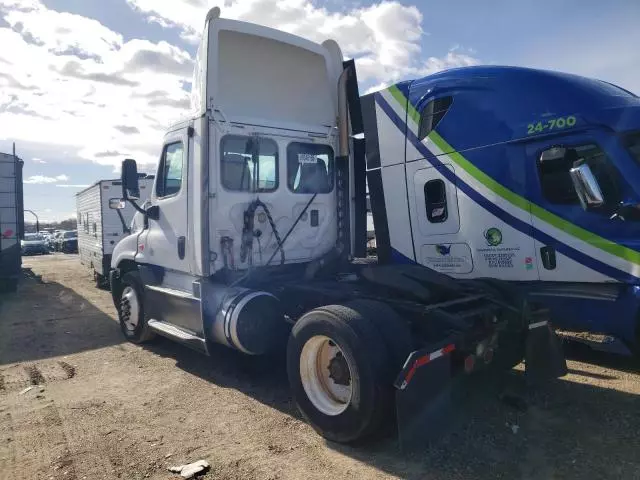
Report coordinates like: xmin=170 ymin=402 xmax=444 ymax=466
xmin=393 ymin=344 xmax=458 ymax=450
xmin=525 ymin=319 xmax=568 ymax=386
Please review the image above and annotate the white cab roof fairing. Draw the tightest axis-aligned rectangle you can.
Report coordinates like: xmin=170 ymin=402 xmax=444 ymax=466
xmin=191 ymin=12 xmax=344 ymax=132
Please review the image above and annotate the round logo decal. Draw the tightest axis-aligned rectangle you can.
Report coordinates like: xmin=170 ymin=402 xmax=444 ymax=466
xmin=484 ymin=227 xmax=502 ymax=247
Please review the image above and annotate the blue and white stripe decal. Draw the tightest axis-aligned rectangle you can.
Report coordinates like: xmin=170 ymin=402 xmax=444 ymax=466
xmin=374 ymin=92 xmax=640 ymax=284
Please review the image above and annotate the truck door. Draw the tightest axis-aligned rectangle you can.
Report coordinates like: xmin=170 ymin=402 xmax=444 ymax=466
xmin=525 ymin=130 xmax=640 ymax=282
xmin=405 ymin=89 xmax=538 ymax=280
xmin=139 ymin=128 xmax=190 ymax=276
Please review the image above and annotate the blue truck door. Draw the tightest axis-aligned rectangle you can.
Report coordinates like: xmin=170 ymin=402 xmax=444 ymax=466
xmin=525 ymin=131 xmax=640 ymax=283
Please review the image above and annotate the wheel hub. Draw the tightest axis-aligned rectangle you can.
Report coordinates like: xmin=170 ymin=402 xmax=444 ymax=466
xmin=299 ymin=335 xmax=353 ymax=416
xmin=328 ymin=352 xmax=351 ymax=386
xmin=120 ymin=286 xmax=139 ymax=331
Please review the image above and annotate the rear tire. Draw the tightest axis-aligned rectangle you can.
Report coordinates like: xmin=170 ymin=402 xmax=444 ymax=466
xmin=94 ymin=272 xmax=106 ymax=289
xmin=287 ymin=304 xmax=393 ymax=444
xmin=344 ymin=299 xmax=413 ymax=374
xmin=117 ymin=271 xmax=155 ymax=344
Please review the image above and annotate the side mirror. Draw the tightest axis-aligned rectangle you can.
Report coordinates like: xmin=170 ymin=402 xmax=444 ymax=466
xmin=569 ymin=163 xmax=604 ymax=210
xmin=122 ymin=159 xmax=140 ymax=200
xmin=109 ymin=198 xmax=126 ymax=210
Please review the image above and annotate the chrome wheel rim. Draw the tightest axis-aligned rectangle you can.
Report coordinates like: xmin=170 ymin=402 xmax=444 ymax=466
xmin=120 ymin=286 xmax=140 ymax=332
xmin=300 ymin=335 xmax=353 ymax=416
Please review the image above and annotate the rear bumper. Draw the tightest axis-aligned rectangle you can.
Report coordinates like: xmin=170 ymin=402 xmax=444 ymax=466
xmin=21 ymin=246 xmax=48 ymax=255
xmin=393 ymin=313 xmax=566 ymax=449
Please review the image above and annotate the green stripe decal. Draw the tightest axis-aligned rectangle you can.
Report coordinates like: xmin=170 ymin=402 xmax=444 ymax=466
xmin=384 ymin=86 xmax=640 ymax=267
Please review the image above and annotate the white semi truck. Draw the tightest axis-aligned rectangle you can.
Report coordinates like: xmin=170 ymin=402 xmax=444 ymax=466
xmin=76 ymin=176 xmax=154 ymax=288
xmin=109 ymin=9 xmax=565 ymax=446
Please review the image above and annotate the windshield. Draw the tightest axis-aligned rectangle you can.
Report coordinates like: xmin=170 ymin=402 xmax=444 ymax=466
xmin=624 ymin=132 xmax=640 ymax=163
xmin=24 ymin=234 xmax=42 ymax=241
xmin=64 ymin=231 xmax=77 ymax=238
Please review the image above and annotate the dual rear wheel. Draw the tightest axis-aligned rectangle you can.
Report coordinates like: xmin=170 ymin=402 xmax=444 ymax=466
xmin=287 ymin=301 xmax=412 ymax=443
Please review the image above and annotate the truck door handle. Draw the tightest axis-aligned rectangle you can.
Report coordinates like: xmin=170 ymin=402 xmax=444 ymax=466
xmin=540 ymin=246 xmax=556 ymax=270
xmin=177 ymin=236 xmax=185 ymax=260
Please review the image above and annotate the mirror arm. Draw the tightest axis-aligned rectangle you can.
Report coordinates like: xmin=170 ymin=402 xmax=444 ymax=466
xmin=115 ymin=208 xmax=131 ymax=234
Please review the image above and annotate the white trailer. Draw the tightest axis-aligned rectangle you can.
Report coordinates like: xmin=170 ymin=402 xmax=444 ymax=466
xmin=76 ymin=177 xmax=153 ymax=287
xmin=0 ymin=149 xmax=23 ymax=293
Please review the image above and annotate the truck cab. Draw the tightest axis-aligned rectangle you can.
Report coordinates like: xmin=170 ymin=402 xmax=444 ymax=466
xmin=109 ymin=9 xmax=566 ymax=446
xmin=364 ymin=66 xmax=640 ymax=351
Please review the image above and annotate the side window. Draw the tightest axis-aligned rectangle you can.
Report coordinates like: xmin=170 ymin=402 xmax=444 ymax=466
xmin=92 ymin=222 xmax=97 ymax=236
xmin=537 ymin=144 xmax=621 ymax=205
xmin=221 ymin=136 xmax=278 ymax=192
xmin=77 ymin=211 xmax=81 ymax=226
xmin=287 ymin=143 xmax=334 ymax=194
xmin=418 ymin=96 xmax=453 ymax=140
xmin=156 ymin=142 xmax=184 ymax=198
xmin=424 ymin=179 xmax=448 ymax=223
xmin=84 ymin=213 xmax=90 ymax=233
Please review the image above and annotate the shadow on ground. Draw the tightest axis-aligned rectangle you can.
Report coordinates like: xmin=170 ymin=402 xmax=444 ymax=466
xmin=563 ymin=339 xmax=639 ymax=374
xmin=0 ymin=268 xmax=124 ymax=365
xmin=146 ymin=332 xmax=640 ymax=480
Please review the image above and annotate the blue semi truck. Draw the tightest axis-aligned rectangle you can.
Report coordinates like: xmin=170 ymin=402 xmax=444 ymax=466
xmin=362 ymin=66 xmax=640 ymax=355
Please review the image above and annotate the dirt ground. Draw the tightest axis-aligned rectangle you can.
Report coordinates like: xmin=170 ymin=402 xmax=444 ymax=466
xmin=1 ymin=254 xmax=639 ymax=480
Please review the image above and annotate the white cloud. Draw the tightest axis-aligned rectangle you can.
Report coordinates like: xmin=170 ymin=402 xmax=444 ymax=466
xmin=55 ymin=184 xmax=90 ymax=188
xmin=24 ymin=174 xmax=70 ymax=184
xmin=0 ymin=0 xmax=194 ymax=168
xmin=2 ymin=0 xmax=123 ymax=60
xmin=32 ymin=157 xmax=46 ymax=164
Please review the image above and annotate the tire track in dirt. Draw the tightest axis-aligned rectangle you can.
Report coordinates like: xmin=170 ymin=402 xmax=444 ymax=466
xmin=0 ymin=372 xmax=5 ymax=392
xmin=43 ymin=404 xmax=79 ymax=480
xmin=0 ymin=412 xmax=16 ymax=480
xmin=24 ymin=365 xmax=45 ymax=385
xmin=58 ymin=361 xmax=76 ymax=379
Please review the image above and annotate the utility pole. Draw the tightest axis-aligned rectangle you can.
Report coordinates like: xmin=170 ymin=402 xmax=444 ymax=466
xmin=24 ymin=209 xmax=39 ymax=233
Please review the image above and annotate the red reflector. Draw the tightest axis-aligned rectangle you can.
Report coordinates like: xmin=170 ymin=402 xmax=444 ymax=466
xmin=464 ymin=355 xmax=475 ymax=373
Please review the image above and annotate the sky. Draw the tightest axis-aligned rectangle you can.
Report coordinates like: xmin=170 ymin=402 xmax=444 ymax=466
xmin=0 ymin=0 xmax=639 ymax=222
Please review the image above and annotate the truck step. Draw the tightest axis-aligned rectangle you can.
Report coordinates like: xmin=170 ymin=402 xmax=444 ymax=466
xmin=147 ymin=319 xmax=208 ymax=354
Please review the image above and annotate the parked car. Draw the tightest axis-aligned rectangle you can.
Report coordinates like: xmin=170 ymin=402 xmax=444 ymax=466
xmin=20 ymin=233 xmax=49 ymax=256
xmin=58 ymin=230 xmax=78 ymax=253
xmin=49 ymin=231 xmax=64 ymax=251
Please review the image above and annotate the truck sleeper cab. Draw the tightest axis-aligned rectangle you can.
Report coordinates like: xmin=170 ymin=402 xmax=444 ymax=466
xmin=363 ymin=68 xmax=640 ymax=354
xmin=110 ymin=9 xmax=565 ymax=446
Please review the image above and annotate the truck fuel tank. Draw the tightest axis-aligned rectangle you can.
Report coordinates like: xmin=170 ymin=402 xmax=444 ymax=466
xmin=201 ymin=284 xmax=288 ymax=355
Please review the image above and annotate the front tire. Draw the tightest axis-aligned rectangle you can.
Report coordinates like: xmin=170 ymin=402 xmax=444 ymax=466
xmin=117 ymin=271 xmax=155 ymax=344
xmin=287 ymin=304 xmax=393 ymax=444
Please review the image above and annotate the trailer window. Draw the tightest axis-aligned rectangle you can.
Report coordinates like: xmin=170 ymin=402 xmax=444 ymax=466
xmin=537 ymin=144 xmax=621 ymax=205
xmin=221 ymin=136 xmax=278 ymax=192
xmin=84 ymin=213 xmax=90 ymax=233
xmin=418 ymin=96 xmax=453 ymax=141
xmin=287 ymin=143 xmax=334 ymax=194
xmin=156 ymin=141 xmax=184 ymax=198
xmin=424 ymin=179 xmax=448 ymax=223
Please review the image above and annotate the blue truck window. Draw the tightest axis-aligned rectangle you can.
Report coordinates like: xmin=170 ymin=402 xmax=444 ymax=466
xmin=424 ymin=179 xmax=448 ymax=223
xmin=624 ymin=132 xmax=640 ymax=163
xmin=538 ymin=144 xmax=621 ymax=205
xmin=418 ymin=96 xmax=453 ymax=141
